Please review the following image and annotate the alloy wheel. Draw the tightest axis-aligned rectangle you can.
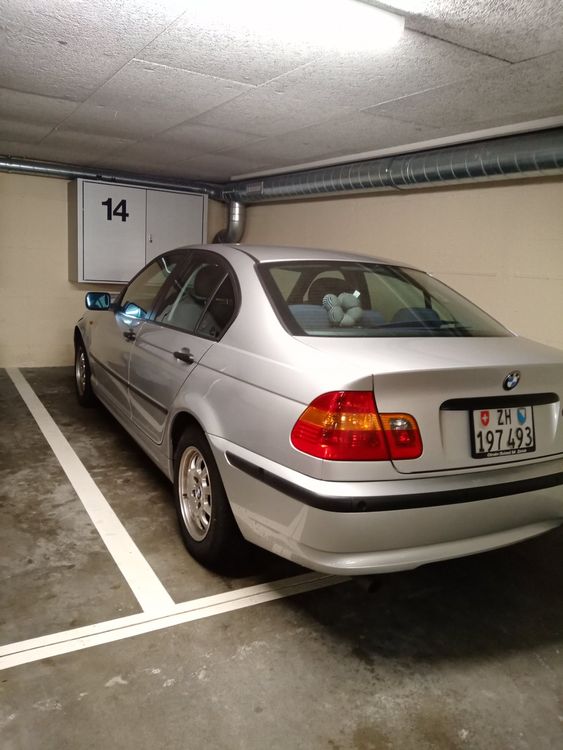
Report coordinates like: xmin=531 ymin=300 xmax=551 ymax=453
xmin=178 ymin=446 xmax=213 ymax=541
xmin=75 ymin=349 xmax=87 ymax=395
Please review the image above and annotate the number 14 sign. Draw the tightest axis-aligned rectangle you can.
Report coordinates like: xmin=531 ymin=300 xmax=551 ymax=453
xmin=101 ymin=197 xmax=130 ymax=222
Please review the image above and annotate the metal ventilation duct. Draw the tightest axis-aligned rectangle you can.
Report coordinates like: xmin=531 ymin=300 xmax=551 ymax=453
xmin=1 ymin=129 xmax=562 ymax=212
xmin=213 ymin=201 xmax=246 ymax=243
xmin=0 ymin=156 xmax=220 ymax=198
xmin=222 ymin=128 xmax=563 ymax=204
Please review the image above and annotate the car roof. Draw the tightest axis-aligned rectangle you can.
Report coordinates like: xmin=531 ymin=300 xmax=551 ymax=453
xmin=190 ymin=243 xmax=418 ymax=268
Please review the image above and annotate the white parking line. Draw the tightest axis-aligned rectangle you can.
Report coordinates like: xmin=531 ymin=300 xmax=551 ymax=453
xmin=0 ymin=572 xmax=347 ymax=670
xmin=6 ymin=368 xmax=174 ymax=613
xmin=4 ymin=368 xmax=347 ymax=672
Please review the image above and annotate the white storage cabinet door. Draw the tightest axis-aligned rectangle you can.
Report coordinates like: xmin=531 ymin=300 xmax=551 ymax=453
xmin=82 ymin=183 xmax=146 ymax=283
xmin=145 ymin=190 xmax=206 ymax=262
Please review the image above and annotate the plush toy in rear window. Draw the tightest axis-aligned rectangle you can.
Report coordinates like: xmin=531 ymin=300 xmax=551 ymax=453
xmin=323 ymin=292 xmax=363 ymax=327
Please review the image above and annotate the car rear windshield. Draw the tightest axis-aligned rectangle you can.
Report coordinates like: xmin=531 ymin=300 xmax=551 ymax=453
xmin=258 ymin=260 xmax=511 ymax=338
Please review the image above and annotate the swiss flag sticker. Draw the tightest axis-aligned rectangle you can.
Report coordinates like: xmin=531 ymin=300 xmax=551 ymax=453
xmin=480 ymin=410 xmax=490 ymax=427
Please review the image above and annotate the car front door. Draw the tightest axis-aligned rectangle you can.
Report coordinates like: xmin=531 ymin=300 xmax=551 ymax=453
xmin=128 ymin=252 xmax=238 ymax=444
xmin=88 ymin=253 xmax=183 ymax=420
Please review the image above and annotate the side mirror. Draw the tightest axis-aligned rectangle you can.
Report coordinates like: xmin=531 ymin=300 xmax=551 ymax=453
xmin=85 ymin=292 xmax=111 ymax=310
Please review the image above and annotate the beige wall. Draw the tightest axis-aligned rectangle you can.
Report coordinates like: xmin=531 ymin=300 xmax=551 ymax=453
xmin=244 ymin=178 xmax=563 ymax=351
xmin=1 ymin=173 xmax=562 ymax=367
xmin=207 ymin=197 xmax=227 ymax=241
xmin=0 ymin=173 xmax=225 ymax=367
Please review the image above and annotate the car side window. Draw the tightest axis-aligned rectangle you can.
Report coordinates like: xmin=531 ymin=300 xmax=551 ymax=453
xmin=196 ymin=275 xmax=236 ymax=339
xmin=120 ymin=256 xmax=179 ymax=319
xmin=155 ymin=256 xmax=236 ymax=339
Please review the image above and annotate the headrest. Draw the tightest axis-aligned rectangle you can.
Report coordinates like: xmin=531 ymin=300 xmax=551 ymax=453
xmin=193 ymin=265 xmax=224 ymax=300
xmin=308 ymin=277 xmax=349 ymax=305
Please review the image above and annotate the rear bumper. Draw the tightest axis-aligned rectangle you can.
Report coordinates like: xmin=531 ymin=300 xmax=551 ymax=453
xmin=280 ymin=520 xmax=560 ymax=575
xmin=226 ymin=451 xmax=563 ymax=512
xmin=210 ymin=436 xmax=563 ymax=575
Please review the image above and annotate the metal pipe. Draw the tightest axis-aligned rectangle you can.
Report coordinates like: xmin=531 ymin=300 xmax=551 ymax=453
xmin=221 ymin=128 xmax=563 ymax=204
xmin=0 ymin=155 xmax=221 ymax=198
xmin=213 ymin=201 xmax=246 ymax=243
xmin=3 ymin=128 xmax=563 ymax=208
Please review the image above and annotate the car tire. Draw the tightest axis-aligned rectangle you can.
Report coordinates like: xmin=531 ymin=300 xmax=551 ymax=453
xmin=173 ymin=426 xmax=249 ymax=573
xmin=75 ymin=340 xmax=95 ymax=407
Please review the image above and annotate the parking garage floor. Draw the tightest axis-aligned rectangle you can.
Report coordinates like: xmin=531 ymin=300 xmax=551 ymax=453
xmin=1 ymin=367 xmax=563 ymax=750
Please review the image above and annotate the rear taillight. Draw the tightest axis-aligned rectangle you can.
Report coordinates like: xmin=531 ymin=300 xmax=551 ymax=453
xmin=379 ymin=413 xmax=423 ymax=460
xmin=290 ymin=391 xmax=422 ymax=461
xmin=290 ymin=391 xmax=387 ymax=460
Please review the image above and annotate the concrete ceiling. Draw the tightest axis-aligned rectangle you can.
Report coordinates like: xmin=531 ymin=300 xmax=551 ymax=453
xmin=0 ymin=0 xmax=562 ymax=182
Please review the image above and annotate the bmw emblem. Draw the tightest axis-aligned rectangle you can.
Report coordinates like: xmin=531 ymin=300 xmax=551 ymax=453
xmin=503 ymin=371 xmax=520 ymax=390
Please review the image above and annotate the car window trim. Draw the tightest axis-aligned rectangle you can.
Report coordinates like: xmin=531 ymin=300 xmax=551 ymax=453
xmin=115 ymin=249 xmax=192 ymax=320
xmin=192 ymin=271 xmax=229 ymax=335
xmin=150 ymin=250 xmax=241 ymax=342
xmin=146 ymin=251 xmax=195 ymax=323
xmin=256 ymin=262 xmax=305 ymax=335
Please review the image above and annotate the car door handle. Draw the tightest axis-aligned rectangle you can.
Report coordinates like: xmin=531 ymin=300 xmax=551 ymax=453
xmin=123 ymin=330 xmax=136 ymax=341
xmin=174 ymin=349 xmax=195 ymax=364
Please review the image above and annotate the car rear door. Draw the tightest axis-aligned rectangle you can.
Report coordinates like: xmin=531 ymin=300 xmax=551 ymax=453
xmin=128 ymin=251 xmax=238 ymax=444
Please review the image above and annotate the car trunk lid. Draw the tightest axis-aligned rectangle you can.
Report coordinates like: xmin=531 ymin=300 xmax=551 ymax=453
xmin=299 ymin=336 xmax=563 ymax=474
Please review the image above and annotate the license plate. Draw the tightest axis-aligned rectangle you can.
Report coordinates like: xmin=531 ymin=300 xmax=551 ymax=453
xmin=470 ymin=406 xmax=535 ymax=458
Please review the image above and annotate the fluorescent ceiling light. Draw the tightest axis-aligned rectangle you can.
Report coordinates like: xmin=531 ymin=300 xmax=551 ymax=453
xmin=289 ymin=0 xmax=406 ymax=52
xmin=171 ymin=0 xmax=405 ymax=54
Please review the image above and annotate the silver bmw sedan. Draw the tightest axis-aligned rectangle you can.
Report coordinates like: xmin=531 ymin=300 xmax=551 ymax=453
xmin=74 ymin=244 xmax=563 ymax=575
